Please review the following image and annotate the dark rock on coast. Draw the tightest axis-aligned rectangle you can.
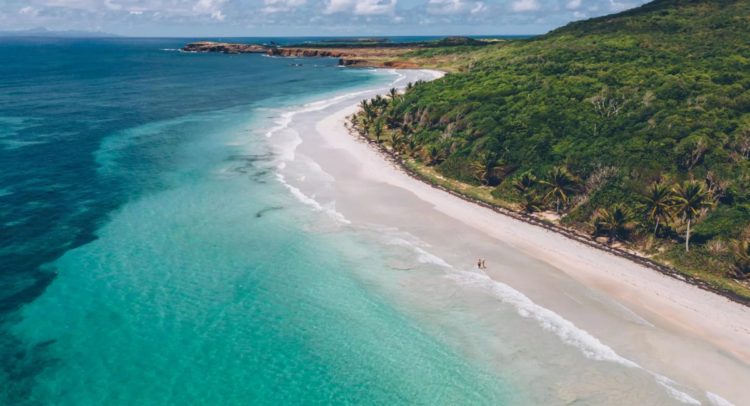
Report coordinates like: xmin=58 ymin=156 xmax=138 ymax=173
xmin=181 ymin=42 xmax=269 ymax=54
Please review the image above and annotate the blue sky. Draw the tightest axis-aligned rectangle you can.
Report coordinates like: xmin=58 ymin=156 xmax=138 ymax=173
xmin=2 ymin=0 xmax=649 ymax=36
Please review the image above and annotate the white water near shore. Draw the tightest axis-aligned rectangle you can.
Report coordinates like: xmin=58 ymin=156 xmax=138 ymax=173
xmin=261 ymin=69 xmax=749 ymax=406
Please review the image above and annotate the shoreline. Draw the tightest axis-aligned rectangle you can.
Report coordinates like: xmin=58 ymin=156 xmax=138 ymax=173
xmin=330 ymin=99 xmax=750 ymax=363
xmin=349 ymin=118 xmax=750 ymax=308
xmin=283 ymin=70 xmax=750 ymax=404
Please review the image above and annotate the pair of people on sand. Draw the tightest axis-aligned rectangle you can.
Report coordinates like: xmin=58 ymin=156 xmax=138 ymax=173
xmin=477 ymin=259 xmax=486 ymax=269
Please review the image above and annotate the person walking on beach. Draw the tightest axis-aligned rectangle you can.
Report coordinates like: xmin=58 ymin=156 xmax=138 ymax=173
xmin=477 ymin=259 xmax=482 ymax=269
xmin=482 ymin=259 xmax=486 ymax=269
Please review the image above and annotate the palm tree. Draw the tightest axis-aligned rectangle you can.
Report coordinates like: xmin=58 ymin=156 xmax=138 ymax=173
xmin=359 ymin=99 xmax=372 ymax=117
xmin=386 ymin=132 xmax=403 ymax=154
xmin=405 ymin=138 xmax=418 ymax=158
xmin=400 ymin=123 xmax=413 ymax=137
xmin=729 ymin=239 xmax=750 ymax=280
xmin=541 ymin=167 xmax=578 ymax=215
xmin=372 ymin=95 xmax=387 ymax=112
xmin=470 ymin=151 xmax=504 ymax=186
xmin=639 ymin=182 xmax=675 ymax=236
xmin=385 ymin=108 xmax=403 ymax=129
xmin=387 ymin=87 xmax=398 ymax=101
xmin=672 ymin=180 xmax=713 ymax=251
xmin=359 ymin=100 xmax=377 ymax=129
xmin=519 ymin=192 xmax=545 ymax=214
xmin=589 ymin=216 xmax=605 ymax=240
xmin=422 ymin=144 xmax=446 ymax=166
xmin=406 ymin=82 xmax=414 ymax=91
xmin=595 ymin=204 xmax=635 ymax=244
xmin=371 ymin=119 xmax=385 ymax=143
xmin=512 ymin=172 xmax=537 ymax=195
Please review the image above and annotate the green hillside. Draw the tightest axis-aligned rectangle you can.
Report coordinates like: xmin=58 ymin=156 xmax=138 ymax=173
xmin=357 ymin=0 xmax=750 ymax=298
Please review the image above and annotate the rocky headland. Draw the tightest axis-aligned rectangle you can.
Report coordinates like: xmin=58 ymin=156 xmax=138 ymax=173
xmin=181 ymin=41 xmax=423 ymax=68
xmin=181 ymin=41 xmax=270 ymax=54
xmin=180 ymin=38 xmax=486 ymax=71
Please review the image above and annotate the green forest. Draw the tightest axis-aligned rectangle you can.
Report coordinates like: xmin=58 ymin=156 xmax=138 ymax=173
xmin=354 ymin=0 xmax=750 ymax=299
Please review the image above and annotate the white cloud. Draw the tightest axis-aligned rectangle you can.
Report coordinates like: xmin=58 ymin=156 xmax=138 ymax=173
xmin=566 ymin=0 xmax=581 ymax=9
xmin=426 ymin=0 xmax=487 ymax=15
xmin=262 ymin=0 xmax=306 ymax=13
xmin=470 ymin=1 xmax=487 ymax=14
xmin=511 ymin=0 xmax=540 ymax=12
xmin=322 ymin=0 xmax=353 ymax=13
xmin=194 ymin=0 xmax=225 ymax=13
xmin=19 ymin=6 xmax=38 ymax=16
xmin=40 ymin=0 xmax=99 ymax=11
xmin=427 ymin=0 xmax=463 ymax=15
xmin=354 ymin=0 xmax=396 ymax=15
xmin=572 ymin=10 xmax=586 ymax=18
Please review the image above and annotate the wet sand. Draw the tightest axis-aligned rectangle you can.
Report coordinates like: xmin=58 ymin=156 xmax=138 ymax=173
xmin=276 ymin=69 xmax=750 ymax=405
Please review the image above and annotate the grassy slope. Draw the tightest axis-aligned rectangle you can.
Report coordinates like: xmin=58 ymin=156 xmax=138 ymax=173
xmin=371 ymin=0 xmax=750 ymax=298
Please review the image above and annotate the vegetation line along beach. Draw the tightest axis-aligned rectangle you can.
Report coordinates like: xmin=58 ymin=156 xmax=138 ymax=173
xmin=328 ymin=0 xmax=750 ymax=304
xmin=346 ymin=112 xmax=750 ymax=307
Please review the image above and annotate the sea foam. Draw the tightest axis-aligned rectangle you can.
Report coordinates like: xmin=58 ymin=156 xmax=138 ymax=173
xmin=447 ymin=268 xmax=704 ymax=404
xmin=706 ymin=392 xmax=737 ymax=406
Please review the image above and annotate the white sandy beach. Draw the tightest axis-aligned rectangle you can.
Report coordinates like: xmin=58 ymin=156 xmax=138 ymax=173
xmin=273 ymin=69 xmax=750 ymax=405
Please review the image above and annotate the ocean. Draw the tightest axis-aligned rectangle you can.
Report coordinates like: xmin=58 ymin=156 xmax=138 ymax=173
xmin=0 ymin=37 xmax=734 ymax=405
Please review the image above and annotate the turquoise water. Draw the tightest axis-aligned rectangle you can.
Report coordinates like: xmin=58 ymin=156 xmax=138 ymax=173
xmin=0 ymin=38 xmax=518 ymax=405
xmin=13 ymin=110 xmax=515 ymax=404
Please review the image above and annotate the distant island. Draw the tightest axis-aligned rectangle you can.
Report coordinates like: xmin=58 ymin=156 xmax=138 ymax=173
xmin=0 ymin=27 xmax=119 ymax=38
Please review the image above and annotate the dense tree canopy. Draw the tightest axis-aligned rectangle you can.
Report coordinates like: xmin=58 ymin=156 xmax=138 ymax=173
xmin=357 ymin=0 xmax=750 ymax=297
xmin=396 ymin=0 xmax=750 ymax=238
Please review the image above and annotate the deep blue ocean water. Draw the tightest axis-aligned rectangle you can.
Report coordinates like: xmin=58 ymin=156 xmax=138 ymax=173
xmin=0 ymin=38 xmax=522 ymax=405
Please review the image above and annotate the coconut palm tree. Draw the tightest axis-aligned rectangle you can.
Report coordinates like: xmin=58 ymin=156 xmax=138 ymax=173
xmin=519 ymin=192 xmax=545 ymax=214
xmin=729 ymin=239 xmax=750 ymax=280
xmin=541 ymin=167 xmax=578 ymax=215
xmin=595 ymin=204 xmax=635 ymax=244
xmin=371 ymin=119 xmax=385 ymax=143
xmin=386 ymin=132 xmax=403 ymax=154
xmin=639 ymin=182 xmax=675 ymax=236
xmin=589 ymin=216 xmax=605 ymax=240
xmin=371 ymin=95 xmax=388 ymax=112
xmin=406 ymin=82 xmax=414 ymax=91
xmin=400 ymin=123 xmax=413 ymax=137
xmin=470 ymin=151 xmax=504 ymax=186
xmin=359 ymin=99 xmax=373 ymax=117
xmin=359 ymin=100 xmax=377 ymax=130
xmin=422 ymin=144 xmax=446 ymax=166
xmin=385 ymin=108 xmax=403 ymax=129
xmin=405 ymin=138 xmax=418 ymax=158
xmin=672 ymin=180 xmax=713 ymax=251
xmin=387 ymin=87 xmax=399 ymax=101
xmin=512 ymin=172 xmax=537 ymax=195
